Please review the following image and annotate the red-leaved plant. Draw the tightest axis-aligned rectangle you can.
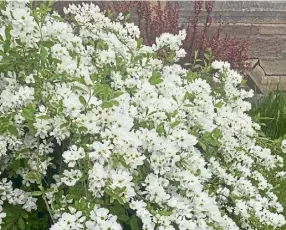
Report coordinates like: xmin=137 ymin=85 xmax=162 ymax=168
xmin=99 ymin=1 xmax=250 ymax=73
xmin=184 ymin=1 xmax=250 ymax=73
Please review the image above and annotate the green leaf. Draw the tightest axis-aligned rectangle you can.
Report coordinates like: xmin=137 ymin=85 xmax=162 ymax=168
xmin=8 ymin=125 xmax=18 ymax=136
xmin=172 ymin=95 xmax=178 ymax=103
xmin=38 ymin=115 xmax=50 ymax=119
xmin=40 ymin=46 xmax=48 ymax=62
xmin=10 ymin=159 xmax=21 ymax=172
xmin=199 ymin=140 xmax=207 ymax=151
xmin=94 ymin=85 xmax=104 ymax=95
xmin=73 ymin=77 xmax=87 ymax=86
xmin=2 ymin=222 xmax=14 ymax=230
xmin=101 ymin=100 xmax=119 ymax=108
xmin=60 ymin=123 xmax=68 ymax=128
xmin=5 ymin=25 xmax=12 ymax=41
xmin=137 ymin=37 xmax=143 ymax=49
xmin=101 ymin=101 xmax=113 ymax=108
xmin=96 ymin=40 xmax=108 ymax=50
xmin=118 ymin=214 xmax=129 ymax=222
xmin=149 ymin=71 xmax=163 ymax=85
xmin=72 ymin=85 xmax=88 ymax=93
xmin=78 ymin=126 xmax=88 ymax=132
xmin=20 ymin=211 xmax=28 ymax=219
xmin=32 ymin=191 xmax=42 ymax=196
xmin=171 ymin=120 xmax=180 ymax=128
xmin=215 ymin=101 xmax=224 ymax=108
xmin=184 ymin=104 xmax=193 ymax=107
xmin=25 ymin=172 xmax=41 ymax=184
xmin=110 ymin=91 xmax=124 ymax=99
xmin=94 ymin=84 xmax=111 ymax=99
xmin=124 ymin=13 xmax=130 ymax=21
xmin=22 ymin=105 xmax=35 ymax=121
xmin=4 ymin=40 xmax=10 ymax=53
xmin=129 ymin=216 xmax=139 ymax=230
xmin=79 ymin=95 xmax=87 ymax=106
xmin=50 ymin=163 xmax=56 ymax=169
xmin=111 ymin=100 xmax=119 ymax=106
xmin=18 ymin=217 xmax=25 ymax=230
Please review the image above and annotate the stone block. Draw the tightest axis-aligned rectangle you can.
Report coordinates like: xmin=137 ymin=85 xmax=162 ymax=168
xmin=180 ymin=23 xmax=258 ymax=38
xmin=261 ymin=76 xmax=269 ymax=85
xmin=248 ymin=64 xmax=265 ymax=83
xmin=178 ymin=1 xmax=286 ymax=12
xmin=260 ymin=59 xmax=286 ymax=75
xmin=259 ymin=25 xmax=286 ymax=35
xmin=279 ymin=76 xmax=286 ymax=83
xmin=278 ymin=76 xmax=286 ymax=91
xmin=266 ymin=83 xmax=280 ymax=92
xmin=247 ymin=58 xmax=259 ymax=69
xmin=212 ymin=1 xmax=286 ymax=12
xmin=246 ymin=76 xmax=264 ymax=94
xmin=250 ymin=37 xmax=286 ymax=59
xmin=179 ymin=1 xmax=286 ymax=24
xmin=267 ymin=76 xmax=280 ymax=84
xmin=208 ymin=23 xmax=259 ymax=36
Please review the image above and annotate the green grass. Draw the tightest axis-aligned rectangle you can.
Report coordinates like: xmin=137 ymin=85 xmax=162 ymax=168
xmin=250 ymin=91 xmax=286 ymax=139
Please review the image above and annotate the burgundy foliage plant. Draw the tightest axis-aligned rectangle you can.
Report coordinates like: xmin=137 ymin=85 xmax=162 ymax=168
xmin=99 ymin=1 xmax=250 ymax=73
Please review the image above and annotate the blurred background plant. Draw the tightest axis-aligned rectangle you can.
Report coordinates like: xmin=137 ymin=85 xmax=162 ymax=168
xmin=251 ymin=91 xmax=286 ymax=139
xmin=97 ymin=0 xmax=250 ymax=73
xmin=250 ymin=90 xmax=286 ymax=218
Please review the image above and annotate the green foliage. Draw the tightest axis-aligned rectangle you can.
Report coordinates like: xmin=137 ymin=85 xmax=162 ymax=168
xmin=149 ymin=71 xmax=163 ymax=85
xmin=2 ymin=204 xmax=49 ymax=230
xmin=250 ymin=91 xmax=286 ymax=139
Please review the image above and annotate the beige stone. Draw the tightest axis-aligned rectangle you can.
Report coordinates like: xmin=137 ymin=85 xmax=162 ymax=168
xmin=189 ymin=23 xmax=259 ymax=37
xmin=260 ymin=59 xmax=286 ymax=75
xmin=266 ymin=76 xmax=280 ymax=84
xmin=278 ymin=77 xmax=286 ymax=90
xmin=247 ymin=58 xmax=259 ymax=69
xmin=279 ymin=76 xmax=286 ymax=83
xmin=259 ymin=25 xmax=286 ymax=35
xmin=250 ymin=37 xmax=286 ymax=59
xmin=266 ymin=83 xmax=280 ymax=92
xmin=179 ymin=1 xmax=286 ymax=24
xmin=248 ymin=64 xmax=265 ymax=83
xmin=261 ymin=76 xmax=269 ymax=85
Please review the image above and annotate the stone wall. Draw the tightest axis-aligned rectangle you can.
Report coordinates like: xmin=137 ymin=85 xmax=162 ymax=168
xmin=54 ymin=1 xmax=286 ymax=93
xmin=178 ymin=1 xmax=286 ymax=93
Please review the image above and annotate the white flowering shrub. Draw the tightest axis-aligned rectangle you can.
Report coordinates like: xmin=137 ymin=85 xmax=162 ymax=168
xmin=0 ymin=1 xmax=285 ymax=229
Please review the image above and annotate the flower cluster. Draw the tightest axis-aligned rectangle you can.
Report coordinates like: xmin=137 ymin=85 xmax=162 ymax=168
xmin=0 ymin=1 xmax=284 ymax=229
xmin=281 ymin=139 xmax=286 ymax=153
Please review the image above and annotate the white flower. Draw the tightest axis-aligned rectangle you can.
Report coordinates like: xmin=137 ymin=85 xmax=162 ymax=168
xmin=175 ymin=48 xmax=186 ymax=60
xmin=50 ymin=208 xmax=86 ymax=230
xmin=281 ymin=139 xmax=286 ymax=153
xmin=61 ymin=169 xmax=82 ymax=186
xmin=211 ymin=60 xmax=231 ymax=70
xmin=25 ymin=74 xmax=35 ymax=84
xmin=62 ymin=145 xmax=85 ymax=167
xmin=0 ymin=137 xmax=7 ymax=158
xmin=85 ymin=207 xmax=122 ymax=230
xmin=0 ymin=204 xmax=6 ymax=225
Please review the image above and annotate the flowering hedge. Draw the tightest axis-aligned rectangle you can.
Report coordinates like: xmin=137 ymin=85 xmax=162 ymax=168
xmin=0 ymin=1 xmax=285 ymax=229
